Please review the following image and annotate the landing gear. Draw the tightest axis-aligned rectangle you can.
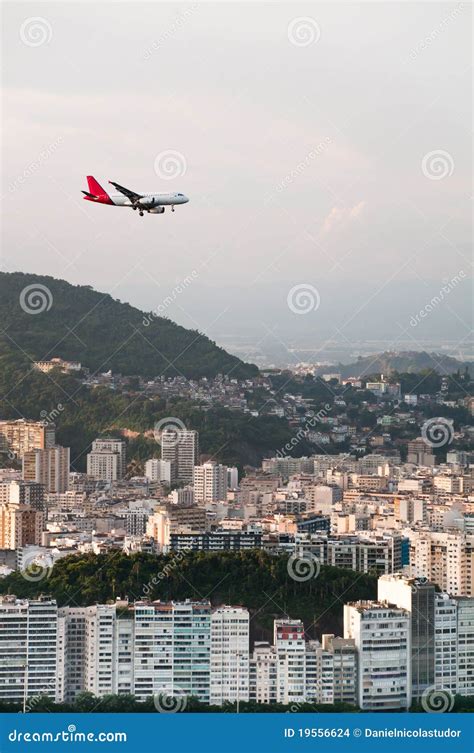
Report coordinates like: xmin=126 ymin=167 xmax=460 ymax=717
xmin=139 ymin=211 xmax=144 ymax=217
xmin=171 ymin=205 xmax=175 ymax=212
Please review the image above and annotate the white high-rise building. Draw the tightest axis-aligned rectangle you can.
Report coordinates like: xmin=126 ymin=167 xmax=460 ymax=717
xmin=210 ymin=606 xmax=249 ymax=705
xmin=321 ymin=634 xmax=357 ymax=705
xmin=274 ymin=619 xmax=306 ymax=704
xmin=144 ymin=458 xmax=173 ymax=484
xmin=408 ymin=530 xmax=474 ymax=596
xmin=378 ymin=574 xmax=435 ymax=698
xmin=133 ymin=600 xmax=211 ymax=703
xmin=87 ymin=438 xmax=126 ymax=481
xmin=344 ymin=601 xmax=411 ymax=710
xmin=84 ymin=604 xmax=118 ymax=697
xmin=193 ymin=462 xmax=228 ymax=503
xmin=227 ymin=467 xmax=239 ymax=490
xmin=305 ymin=641 xmax=333 ymax=704
xmin=57 ymin=607 xmax=87 ymax=702
xmin=0 ymin=595 xmax=59 ymax=704
xmin=161 ymin=430 xmax=199 ymax=484
xmin=456 ymin=597 xmax=474 ymax=697
xmin=303 ymin=635 xmax=357 ymax=706
xmin=434 ymin=593 xmax=458 ymax=695
xmin=58 ymin=604 xmax=134 ymax=701
xmin=22 ymin=446 xmax=70 ymax=493
xmin=168 ymin=486 xmax=195 ymax=506
xmin=249 ymin=642 xmax=277 ymax=704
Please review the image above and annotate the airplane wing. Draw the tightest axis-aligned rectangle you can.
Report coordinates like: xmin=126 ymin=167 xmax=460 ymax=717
xmin=108 ymin=181 xmax=143 ymax=202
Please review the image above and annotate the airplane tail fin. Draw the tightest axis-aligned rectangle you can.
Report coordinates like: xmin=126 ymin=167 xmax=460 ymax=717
xmin=87 ymin=175 xmax=107 ymax=196
xmin=83 ymin=176 xmax=113 ymax=205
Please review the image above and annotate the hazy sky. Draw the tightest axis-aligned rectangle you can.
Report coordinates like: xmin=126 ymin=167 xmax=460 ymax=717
xmin=2 ymin=1 xmax=472 ymax=360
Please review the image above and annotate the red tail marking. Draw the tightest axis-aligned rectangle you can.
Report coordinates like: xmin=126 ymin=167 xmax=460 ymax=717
xmin=83 ymin=176 xmax=114 ymax=205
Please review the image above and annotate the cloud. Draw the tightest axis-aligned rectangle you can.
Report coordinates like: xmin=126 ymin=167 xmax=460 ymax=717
xmin=321 ymin=200 xmax=367 ymax=235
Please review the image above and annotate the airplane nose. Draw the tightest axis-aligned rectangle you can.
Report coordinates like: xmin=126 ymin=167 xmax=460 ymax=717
xmin=183 ymin=195 xmax=189 ymax=203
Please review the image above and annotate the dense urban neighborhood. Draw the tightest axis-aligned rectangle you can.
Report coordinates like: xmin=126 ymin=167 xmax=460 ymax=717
xmin=0 ymin=348 xmax=472 ymax=713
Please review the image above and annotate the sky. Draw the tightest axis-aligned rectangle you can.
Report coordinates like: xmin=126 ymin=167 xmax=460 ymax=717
xmin=2 ymin=1 xmax=472 ymax=364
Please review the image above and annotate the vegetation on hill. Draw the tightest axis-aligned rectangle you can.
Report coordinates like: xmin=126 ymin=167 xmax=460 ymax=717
xmin=0 ymin=348 xmax=300 ymax=470
xmin=0 ymin=550 xmax=377 ymax=642
xmin=0 ymin=271 xmax=257 ymax=379
xmin=315 ymin=351 xmax=473 ymax=379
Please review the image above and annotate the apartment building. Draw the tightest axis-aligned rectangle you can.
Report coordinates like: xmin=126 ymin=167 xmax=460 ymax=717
xmin=144 ymin=458 xmax=173 ymax=484
xmin=0 ymin=504 xmax=44 ymax=549
xmin=161 ymin=429 xmax=199 ymax=484
xmin=408 ymin=530 xmax=474 ymax=596
xmin=87 ymin=438 xmax=126 ymax=481
xmin=0 ymin=595 xmax=58 ymax=704
xmin=456 ymin=597 xmax=474 ymax=697
xmin=3 ymin=591 xmax=471 ymax=708
xmin=133 ymin=601 xmax=211 ymax=703
xmin=193 ymin=462 xmax=228 ymax=503
xmin=344 ymin=601 xmax=411 ymax=711
xmin=274 ymin=619 xmax=306 ymax=705
xmin=378 ymin=574 xmax=435 ymax=698
xmin=146 ymin=506 xmax=208 ymax=550
xmin=22 ymin=446 xmax=70 ymax=493
xmin=249 ymin=642 xmax=277 ymax=704
xmin=33 ymin=358 xmax=81 ymax=374
xmin=0 ymin=419 xmax=55 ymax=459
xmin=210 ymin=606 xmax=249 ymax=705
xmin=288 ymin=532 xmax=402 ymax=575
xmin=433 ymin=593 xmax=458 ymax=695
xmin=0 ymin=479 xmax=45 ymax=511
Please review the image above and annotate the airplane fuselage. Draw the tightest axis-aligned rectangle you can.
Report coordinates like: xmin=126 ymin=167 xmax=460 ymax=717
xmin=82 ymin=176 xmax=189 ymax=215
xmin=104 ymin=192 xmax=189 ymax=207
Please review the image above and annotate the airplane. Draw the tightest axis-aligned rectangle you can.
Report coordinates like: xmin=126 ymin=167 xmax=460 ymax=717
xmin=82 ymin=176 xmax=189 ymax=216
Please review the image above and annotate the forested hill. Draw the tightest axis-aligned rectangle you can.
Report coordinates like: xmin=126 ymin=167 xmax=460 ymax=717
xmin=0 ymin=272 xmax=257 ymax=379
xmin=316 ymin=350 xmax=472 ymax=378
xmin=0 ymin=551 xmax=377 ymax=642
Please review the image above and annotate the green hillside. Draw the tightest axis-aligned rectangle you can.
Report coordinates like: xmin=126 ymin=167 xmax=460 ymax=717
xmin=0 ymin=271 xmax=257 ymax=379
xmin=0 ymin=345 xmax=299 ymax=470
xmin=316 ymin=350 xmax=473 ymax=379
xmin=0 ymin=550 xmax=377 ymax=642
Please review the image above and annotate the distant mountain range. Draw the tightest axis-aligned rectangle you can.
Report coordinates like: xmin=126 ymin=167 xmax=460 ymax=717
xmin=314 ymin=351 xmax=473 ymax=379
xmin=0 ymin=272 xmax=257 ymax=379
